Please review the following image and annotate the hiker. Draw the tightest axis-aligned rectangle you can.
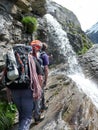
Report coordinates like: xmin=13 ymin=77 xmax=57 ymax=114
xmin=31 ymin=40 xmax=49 ymax=111
xmin=0 ymin=45 xmax=43 ymax=130
xmin=40 ymin=42 xmax=49 ymax=112
xmin=30 ymin=40 xmax=45 ymax=124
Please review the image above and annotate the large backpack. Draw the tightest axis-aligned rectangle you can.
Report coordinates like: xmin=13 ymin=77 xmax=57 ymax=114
xmin=4 ymin=44 xmax=32 ymax=89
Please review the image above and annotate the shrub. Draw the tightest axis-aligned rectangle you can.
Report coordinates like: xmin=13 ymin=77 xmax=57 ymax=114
xmin=21 ymin=16 xmax=38 ymax=34
xmin=0 ymin=101 xmax=17 ymax=130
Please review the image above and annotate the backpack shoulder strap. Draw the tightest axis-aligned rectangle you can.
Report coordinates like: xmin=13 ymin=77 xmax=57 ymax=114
xmin=15 ymin=52 xmax=24 ymax=73
xmin=40 ymin=51 xmax=46 ymax=56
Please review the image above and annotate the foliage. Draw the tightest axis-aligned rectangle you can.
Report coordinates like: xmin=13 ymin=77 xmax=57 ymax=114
xmin=78 ymin=34 xmax=93 ymax=55
xmin=0 ymin=101 xmax=17 ymax=130
xmin=21 ymin=16 xmax=38 ymax=34
xmin=78 ymin=46 xmax=88 ymax=54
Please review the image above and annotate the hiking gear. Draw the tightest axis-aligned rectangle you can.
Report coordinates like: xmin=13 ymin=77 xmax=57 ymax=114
xmin=40 ymin=51 xmax=49 ymax=66
xmin=38 ymin=51 xmax=45 ymax=65
xmin=37 ymin=51 xmax=49 ymax=76
xmin=41 ymin=104 xmax=48 ymax=113
xmin=34 ymin=114 xmax=45 ymax=125
xmin=13 ymin=44 xmax=32 ymax=86
xmin=4 ymin=44 xmax=32 ymax=89
xmin=3 ymin=49 xmax=19 ymax=81
xmin=36 ymin=51 xmax=46 ymax=75
xmin=28 ymin=54 xmax=42 ymax=100
xmin=30 ymin=40 xmax=42 ymax=51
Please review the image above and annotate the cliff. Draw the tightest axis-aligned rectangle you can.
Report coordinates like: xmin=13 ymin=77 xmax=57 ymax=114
xmin=0 ymin=0 xmax=92 ymax=68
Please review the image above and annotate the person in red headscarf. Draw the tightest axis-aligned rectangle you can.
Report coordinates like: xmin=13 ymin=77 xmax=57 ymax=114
xmin=30 ymin=40 xmax=45 ymax=124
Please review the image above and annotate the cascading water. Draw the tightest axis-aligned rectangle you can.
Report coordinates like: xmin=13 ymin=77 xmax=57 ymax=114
xmin=44 ymin=14 xmax=98 ymax=109
xmin=44 ymin=14 xmax=82 ymax=75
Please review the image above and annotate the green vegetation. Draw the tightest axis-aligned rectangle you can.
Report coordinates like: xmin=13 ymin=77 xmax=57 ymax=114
xmin=0 ymin=101 xmax=17 ymax=130
xmin=78 ymin=46 xmax=88 ymax=54
xmin=64 ymin=20 xmax=93 ymax=55
xmin=78 ymin=34 xmax=93 ymax=55
xmin=21 ymin=16 xmax=38 ymax=34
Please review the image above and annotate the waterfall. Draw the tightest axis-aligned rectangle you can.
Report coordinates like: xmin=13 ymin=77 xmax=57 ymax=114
xmin=44 ymin=14 xmax=98 ymax=108
xmin=44 ymin=14 xmax=82 ymax=75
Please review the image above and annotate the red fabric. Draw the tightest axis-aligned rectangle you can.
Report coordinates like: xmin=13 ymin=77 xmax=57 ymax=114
xmin=28 ymin=54 xmax=42 ymax=100
xmin=30 ymin=40 xmax=42 ymax=51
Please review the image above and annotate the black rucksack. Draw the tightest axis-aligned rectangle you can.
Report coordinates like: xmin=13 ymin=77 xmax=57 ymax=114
xmin=4 ymin=44 xmax=32 ymax=89
xmin=37 ymin=51 xmax=46 ymax=75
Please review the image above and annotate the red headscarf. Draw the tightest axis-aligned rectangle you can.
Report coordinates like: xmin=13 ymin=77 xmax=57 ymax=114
xmin=30 ymin=40 xmax=42 ymax=51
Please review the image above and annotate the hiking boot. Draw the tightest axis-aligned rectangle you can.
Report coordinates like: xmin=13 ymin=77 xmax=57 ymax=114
xmin=41 ymin=105 xmax=48 ymax=112
xmin=40 ymin=114 xmax=45 ymax=120
xmin=34 ymin=114 xmax=45 ymax=125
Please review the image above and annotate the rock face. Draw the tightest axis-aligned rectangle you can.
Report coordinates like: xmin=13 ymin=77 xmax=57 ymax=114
xmin=79 ymin=44 xmax=98 ymax=83
xmin=0 ymin=0 xmax=93 ymax=69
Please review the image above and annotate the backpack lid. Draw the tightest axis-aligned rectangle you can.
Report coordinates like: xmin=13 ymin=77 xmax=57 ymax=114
xmin=30 ymin=40 xmax=42 ymax=51
xmin=13 ymin=44 xmax=32 ymax=54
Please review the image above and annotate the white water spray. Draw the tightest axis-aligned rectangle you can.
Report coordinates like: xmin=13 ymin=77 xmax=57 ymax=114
xmin=44 ymin=14 xmax=98 ymax=109
xmin=44 ymin=14 xmax=82 ymax=75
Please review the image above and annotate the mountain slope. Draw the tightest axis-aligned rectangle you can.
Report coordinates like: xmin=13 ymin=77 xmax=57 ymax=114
xmin=86 ymin=22 xmax=98 ymax=43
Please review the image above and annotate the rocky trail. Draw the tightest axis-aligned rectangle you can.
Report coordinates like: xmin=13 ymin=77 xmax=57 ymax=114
xmin=11 ymin=70 xmax=98 ymax=130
